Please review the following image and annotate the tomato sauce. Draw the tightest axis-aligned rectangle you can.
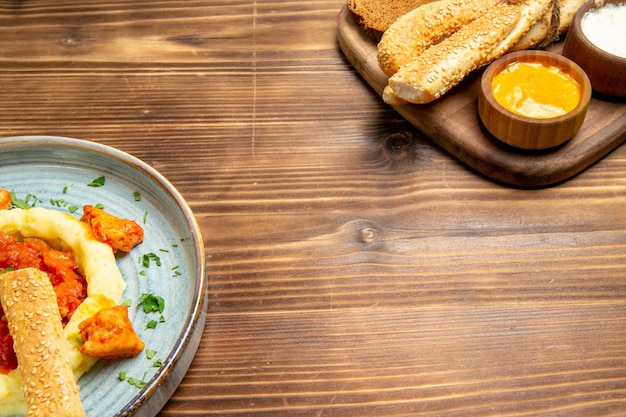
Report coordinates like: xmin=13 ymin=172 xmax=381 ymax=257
xmin=0 ymin=307 xmax=17 ymax=374
xmin=0 ymin=231 xmax=87 ymax=374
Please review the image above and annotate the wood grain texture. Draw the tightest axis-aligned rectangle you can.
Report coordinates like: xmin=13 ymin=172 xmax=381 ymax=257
xmin=2 ymin=1 xmax=626 ymax=416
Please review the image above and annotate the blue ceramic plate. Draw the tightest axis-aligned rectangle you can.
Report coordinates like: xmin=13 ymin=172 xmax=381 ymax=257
xmin=0 ymin=136 xmax=206 ymax=417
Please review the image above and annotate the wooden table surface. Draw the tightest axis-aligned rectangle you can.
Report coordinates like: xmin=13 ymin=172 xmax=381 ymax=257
xmin=2 ymin=1 xmax=626 ymax=416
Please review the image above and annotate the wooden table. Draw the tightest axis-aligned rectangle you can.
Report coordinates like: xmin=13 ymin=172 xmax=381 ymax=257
xmin=2 ymin=1 xmax=626 ymax=416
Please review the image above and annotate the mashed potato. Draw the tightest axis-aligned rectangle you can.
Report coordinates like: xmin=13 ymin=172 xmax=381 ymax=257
xmin=0 ymin=207 xmax=126 ymax=416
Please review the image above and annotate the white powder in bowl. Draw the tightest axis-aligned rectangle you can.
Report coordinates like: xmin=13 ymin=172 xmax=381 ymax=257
xmin=581 ymin=2 xmax=626 ymax=58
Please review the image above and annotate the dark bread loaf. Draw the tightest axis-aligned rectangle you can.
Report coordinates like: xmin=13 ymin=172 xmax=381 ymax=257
xmin=347 ymin=0 xmax=438 ymax=42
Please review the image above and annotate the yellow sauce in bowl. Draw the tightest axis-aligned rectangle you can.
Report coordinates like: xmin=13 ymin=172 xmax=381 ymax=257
xmin=491 ymin=61 xmax=582 ymax=119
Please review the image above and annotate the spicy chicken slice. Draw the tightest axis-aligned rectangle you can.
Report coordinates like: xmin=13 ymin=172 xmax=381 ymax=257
xmin=80 ymin=205 xmax=144 ymax=253
xmin=78 ymin=305 xmax=145 ymax=359
xmin=0 ymin=190 xmax=10 ymax=210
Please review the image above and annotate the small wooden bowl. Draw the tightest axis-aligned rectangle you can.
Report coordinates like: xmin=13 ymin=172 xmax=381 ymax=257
xmin=562 ymin=0 xmax=626 ymax=97
xmin=477 ymin=50 xmax=591 ymax=150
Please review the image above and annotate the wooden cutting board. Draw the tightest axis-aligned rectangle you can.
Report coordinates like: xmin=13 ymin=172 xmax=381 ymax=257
xmin=337 ymin=5 xmax=626 ymax=187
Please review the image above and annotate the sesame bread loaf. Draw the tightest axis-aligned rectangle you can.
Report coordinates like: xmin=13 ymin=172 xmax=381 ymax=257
xmin=347 ymin=0 xmax=439 ymax=42
xmin=377 ymin=0 xmax=499 ymax=76
xmin=0 ymin=268 xmax=86 ymax=417
xmin=384 ymin=0 xmax=523 ymax=104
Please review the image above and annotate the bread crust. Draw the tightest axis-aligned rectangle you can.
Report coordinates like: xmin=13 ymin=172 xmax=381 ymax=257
xmin=558 ymin=0 xmax=586 ymax=32
xmin=0 ymin=268 xmax=86 ymax=417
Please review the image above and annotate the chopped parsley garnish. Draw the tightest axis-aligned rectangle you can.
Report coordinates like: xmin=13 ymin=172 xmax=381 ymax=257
xmin=141 ymin=252 xmax=161 ymax=268
xmin=129 ymin=377 xmax=147 ymax=389
xmin=139 ymin=293 xmax=165 ymax=329
xmin=153 ymin=358 xmax=162 ymax=367
xmin=87 ymin=176 xmax=105 ymax=187
xmin=146 ymin=349 xmax=157 ymax=360
xmin=49 ymin=198 xmax=79 ymax=213
xmin=146 ymin=315 xmax=165 ymax=329
xmin=11 ymin=200 xmax=30 ymax=209
xmin=10 ymin=191 xmax=41 ymax=209
xmin=133 ymin=191 xmax=141 ymax=201
xmin=50 ymin=198 xmax=65 ymax=207
xmin=138 ymin=293 xmax=165 ymax=314
xmin=119 ymin=372 xmax=147 ymax=389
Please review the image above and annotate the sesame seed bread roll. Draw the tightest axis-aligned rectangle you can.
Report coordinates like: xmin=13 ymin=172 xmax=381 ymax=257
xmin=385 ymin=0 xmax=522 ymax=104
xmin=384 ymin=0 xmax=553 ymax=104
xmin=484 ymin=0 xmax=555 ymax=60
xmin=377 ymin=0 xmax=500 ymax=77
xmin=0 ymin=268 xmax=86 ymax=417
